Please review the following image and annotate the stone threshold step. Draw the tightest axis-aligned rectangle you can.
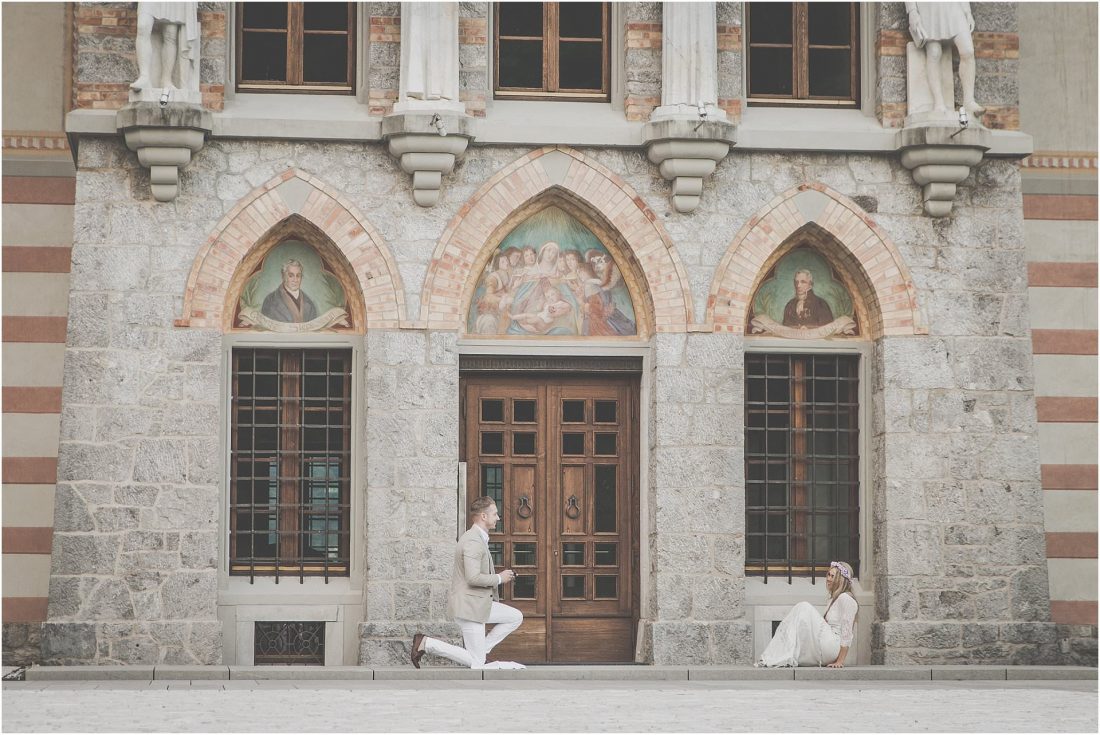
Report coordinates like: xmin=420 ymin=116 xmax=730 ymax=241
xmin=19 ymin=664 xmax=1098 ymax=682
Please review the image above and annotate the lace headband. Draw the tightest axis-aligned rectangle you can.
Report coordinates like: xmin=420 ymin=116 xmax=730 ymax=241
xmin=830 ymin=561 xmax=851 ymax=580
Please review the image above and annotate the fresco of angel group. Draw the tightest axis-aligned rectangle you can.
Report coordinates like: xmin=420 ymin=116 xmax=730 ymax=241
xmin=467 ymin=206 xmax=638 ymax=337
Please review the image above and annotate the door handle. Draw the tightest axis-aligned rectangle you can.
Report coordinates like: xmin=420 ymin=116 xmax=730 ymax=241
xmin=564 ymin=494 xmax=581 ymax=519
xmin=517 ymin=494 xmax=532 ymax=519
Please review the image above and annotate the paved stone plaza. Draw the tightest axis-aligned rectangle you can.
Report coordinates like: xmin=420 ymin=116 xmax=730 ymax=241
xmin=3 ymin=679 xmax=1097 ymax=732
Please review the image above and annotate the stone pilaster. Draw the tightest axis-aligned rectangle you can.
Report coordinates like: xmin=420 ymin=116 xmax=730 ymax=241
xmin=646 ymin=332 xmax=753 ymax=664
xmin=358 ymin=329 xmax=462 ymax=665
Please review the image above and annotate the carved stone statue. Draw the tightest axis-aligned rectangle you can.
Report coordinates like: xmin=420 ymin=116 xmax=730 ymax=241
xmin=652 ymin=2 xmax=726 ymax=122
xmin=905 ymin=2 xmax=985 ymax=118
xmin=395 ymin=1 xmax=464 ymax=113
xmin=130 ymin=2 xmax=201 ymax=104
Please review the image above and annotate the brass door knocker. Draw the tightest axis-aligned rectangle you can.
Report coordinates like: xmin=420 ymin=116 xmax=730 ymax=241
xmin=564 ymin=494 xmax=581 ymax=519
xmin=517 ymin=495 xmax=532 ymax=519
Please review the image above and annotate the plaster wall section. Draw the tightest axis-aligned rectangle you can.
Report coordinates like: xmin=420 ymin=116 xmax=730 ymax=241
xmin=647 ymin=332 xmax=752 ymax=664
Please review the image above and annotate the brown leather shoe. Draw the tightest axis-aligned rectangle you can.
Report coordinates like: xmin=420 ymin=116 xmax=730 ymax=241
xmin=411 ymin=633 xmax=426 ymax=669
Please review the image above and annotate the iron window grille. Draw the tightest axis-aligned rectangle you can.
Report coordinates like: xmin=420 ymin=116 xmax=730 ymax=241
xmin=745 ymin=353 xmax=860 ymax=582
xmin=254 ymin=621 xmax=325 ymax=665
xmin=494 ymin=2 xmax=610 ymax=101
xmin=231 ymin=348 xmax=351 ymax=580
xmin=237 ymin=2 xmax=355 ymax=94
xmin=746 ymin=2 xmax=859 ymax=107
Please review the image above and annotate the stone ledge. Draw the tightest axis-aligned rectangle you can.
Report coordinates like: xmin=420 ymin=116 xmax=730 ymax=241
xmin=18 ymin=665 xmax=1098 ymax=682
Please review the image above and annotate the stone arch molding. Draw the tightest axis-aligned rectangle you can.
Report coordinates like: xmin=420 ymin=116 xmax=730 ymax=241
xmin=707 ymin=183 xmax=927 ymax=337
xmin=178 ymin=169 xmax=406 ymax=330
xmin=421 ymin=146 xmax=695 ymax=334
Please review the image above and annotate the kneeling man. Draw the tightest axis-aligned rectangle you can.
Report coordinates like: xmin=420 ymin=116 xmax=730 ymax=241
xmin=411 ymin=496 xmax=525 ymax=669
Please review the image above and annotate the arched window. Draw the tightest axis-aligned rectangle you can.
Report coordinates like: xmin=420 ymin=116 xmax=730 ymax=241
xmin=744 ymin=245 xmax=866 ymax=580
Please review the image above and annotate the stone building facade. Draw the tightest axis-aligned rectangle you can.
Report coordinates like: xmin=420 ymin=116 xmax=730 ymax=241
xmin=3 ymin=2 xmax=1095 ymax=667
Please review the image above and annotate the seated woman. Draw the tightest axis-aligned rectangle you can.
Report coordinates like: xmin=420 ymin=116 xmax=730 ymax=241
xmin=757 ymin=561 xmax=857 ymax=668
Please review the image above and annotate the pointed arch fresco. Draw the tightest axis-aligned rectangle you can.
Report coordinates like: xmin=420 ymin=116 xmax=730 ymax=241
xmin=706 ymin=183 xmax=927 ymax=337
xmin=421 ymin=147 xmax=694 ymax=335
xmin=178 ymin=169 xmax=405 ymax=331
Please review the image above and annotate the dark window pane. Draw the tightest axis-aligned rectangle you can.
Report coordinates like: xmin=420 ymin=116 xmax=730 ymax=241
xmin=749 ymin=2 xmax=793 ymax=44
xmin=514 ymin=575 xmax=536 ymax=598
xmin=481 ymin=399 xmax=504 ymax=422
xmin=242 ymin=31 xmax=288 ymax=81
xmin=559 ymin=2 xmax=603 ymax=38
xmin=303 ymin=35 xmax=348 ymax=84
xmin=594 ymin=542 xmax=616 ymax=565
xmin=498 ymin=40 xmax=544 ymax=88
xmin=594 ymin=433 xmax=617 ymax=455
xmin=559 ymin=41 xmax=603 ymax=90
xmin=499 ymin=2 xmax=543 ymax=36
xmin=304 ymin=3 xmax=349 ymax=31
xmin=488 ymin=541 xmax=504 ymax=567
xmin=513 ymin=399 xmax=536 ymax=423
xmin=513 ymin=432 xmax=536 ymax=455
xmin=562 ymin=400 xmax=585 ymax=422
xmin=481 ymin=465 xmax=503 ymax=531
xmin=808 ymin=3 xmax=851 ymax=46
xmin=481 ymin=432 xmax=504 ymax=455
xmin=808 ymin=48 xmax=851 ymax=97
xmin=594 ymin=400 xmax=616 ymax=423
xmin=594 ymin=465 xmax=616 ymax=532
xmin=562 ymin=575 xmax=585 ymax=599
xmin=513 ymin=543 xmax=536 ymax=566
xmin=562 ymin=433 xmax=585 ymax=455
xmin=562 ymin=542 xmax=585 ymax=566
xmin=243 ymin=2 xmax=288 ymax=29
xmin=595 ymin=575 xmax=617 ymax=598
xmin=750 ymin=47 xmax=793 ymax=96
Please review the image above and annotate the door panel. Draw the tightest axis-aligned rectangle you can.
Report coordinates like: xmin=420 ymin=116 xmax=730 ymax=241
xmin=461 ymin=374 xmax=638 ymax=663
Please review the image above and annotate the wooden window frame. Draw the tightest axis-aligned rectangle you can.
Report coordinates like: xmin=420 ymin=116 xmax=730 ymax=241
xmin=746 ymin=2 xmax=859 ymax=108
xmin=494 ymin=2 xmax=610 ymax=101
xmin=236 ymin=2 xmax=355 ymax=94
xmin=230 ymin=348 xmax=352 ymax=579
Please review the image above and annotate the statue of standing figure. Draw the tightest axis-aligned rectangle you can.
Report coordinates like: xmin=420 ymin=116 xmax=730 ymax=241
xmin=130 ymin=2 xmax=200 ymax=102
xmin=905 ymin=2 xmax=985 ymax=118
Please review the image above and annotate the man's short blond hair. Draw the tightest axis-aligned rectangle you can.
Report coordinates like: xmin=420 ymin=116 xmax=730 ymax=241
xmin=470 ymin=496 xmax=496 ymax=516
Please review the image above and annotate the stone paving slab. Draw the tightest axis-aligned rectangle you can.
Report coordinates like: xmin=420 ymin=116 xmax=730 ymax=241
xmin=154 ymin=665 xmax=229 ymax=680
xmin=229 ymin=665 xmax=375 ymax=680
xmin=794 ymin=666 xmax=931 ymax=681
xmin=689 ymin=667 xmax=795 ymax=680
xmin=373 ymin=667 xmax=483 ymax=681
xmin=932 ymin=665 xmax=1009 ymax=680
xmin=481 ymin=665 xmax=688 ymax=681
xmin=1007 ymin=666 xmax=1099 ymax=680
xmin=26 ymin=666 xmax=155 ymax=681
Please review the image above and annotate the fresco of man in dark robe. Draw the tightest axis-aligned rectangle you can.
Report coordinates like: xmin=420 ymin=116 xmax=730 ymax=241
xmin=261 ymin=258 xmax=319 ymax=323
xmin=782 ymin=268 xmax=834 ymax=329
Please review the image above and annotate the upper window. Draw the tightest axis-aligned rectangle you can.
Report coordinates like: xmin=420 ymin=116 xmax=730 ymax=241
xmin=237 ymin=2 xmax=355 ymax=93
xmin=494 ymin=2 xmax=609 ymax=101
xmin=746 ymin=2 xmax=858 ymax=106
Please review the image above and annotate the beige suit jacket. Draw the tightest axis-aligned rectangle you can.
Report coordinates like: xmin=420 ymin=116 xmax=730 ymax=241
xmin=445 ymin=527 xmax=500 ymax=623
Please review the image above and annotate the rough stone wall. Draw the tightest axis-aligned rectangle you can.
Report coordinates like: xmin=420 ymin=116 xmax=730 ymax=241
xmin=459 ymin=2 xmax=488 ymax=118
xmin=623 ymin=2 xmax=661 ymax=121
xmin=73 ymin=2 xmax=226 ymax=112
xmin=715 ymin=2 xmax=742 ymax=123
xmin=648 ymin=332 xmax=752 ymax=664
xmin=367 ymin=2 xmax=400 ymax=115
xmin=357 ymin=330 xmax=462 ymax=664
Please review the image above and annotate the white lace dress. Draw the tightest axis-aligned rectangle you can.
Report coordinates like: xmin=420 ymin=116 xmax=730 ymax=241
xmin=757 ymin=593 xmax=857 ymax=667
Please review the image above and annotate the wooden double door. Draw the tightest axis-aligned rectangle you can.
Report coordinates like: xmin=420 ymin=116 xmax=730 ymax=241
xmin=460 ymin=374 xmax=639 ymax=663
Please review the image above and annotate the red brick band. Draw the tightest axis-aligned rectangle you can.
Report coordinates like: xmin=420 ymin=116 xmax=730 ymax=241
xmin=2 ymin=387 xmax=63 ymax=414
xmin=1023 ymin=194 xmax=1098 ymax=221
xmin=1031 ymin=329 xmax=1097 ymax=355
xmin=1035 ymin=397 xmax=1098 ymax=423
xmin=2 ymin=527 xmax=54 ymax=555
xmin=2 ymin=246 xmax=73 ymax=273
xmin=2 ymin=316 xmax=67 ymax=343
xmin=1 ymin=597 xmax=49 ymax=623
xmin=1027 ymin=262 xmax=1098 ymax=288
xmin=1050 ymin=600 xmax=1098 ymax=626
xmin=1046 ymin=532 xmax=1098 ymax=559
xmin=1042 ymin=464 xmax=1098 ymax=490
xmin=2 ymin=176 xmax=76 ymax=205
xmin=1 ymin=457 xmax=58 ymax=485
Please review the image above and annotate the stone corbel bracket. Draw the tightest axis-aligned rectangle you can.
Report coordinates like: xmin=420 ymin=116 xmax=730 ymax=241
xmin=899 ymin=125 xmax=992 ymax=217
xmin=116 ymin=103 xmax=212 ymax=203
xmin=382 ymin=112 xmax=475 ymax=207
xmin=642 ymin=118 xmax=737 ymax=214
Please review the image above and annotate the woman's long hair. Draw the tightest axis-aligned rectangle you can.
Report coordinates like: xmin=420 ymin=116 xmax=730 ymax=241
xmin=824 ymin=561 xmax=856 ymax=619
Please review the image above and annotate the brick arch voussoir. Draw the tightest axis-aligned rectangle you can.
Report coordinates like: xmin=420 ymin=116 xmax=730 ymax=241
xmin=422 ymin=146 xmax=694 ymax=333
xmin=707 ymin=182 xmax=926 ymax=337
xmin=179 ymin=169 xmax=405 ymax=331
